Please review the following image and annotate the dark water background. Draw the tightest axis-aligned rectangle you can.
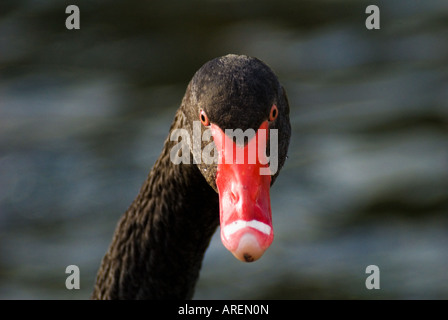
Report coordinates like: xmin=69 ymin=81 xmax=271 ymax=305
xmin=0 ymin=0 xmax=447 ymax=299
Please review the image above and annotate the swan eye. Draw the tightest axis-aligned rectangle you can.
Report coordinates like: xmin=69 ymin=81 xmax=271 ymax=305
xmin=200 ymin=109 xmax=210 ymax=126
xmin=269 ymin=105 xmax=278 ymax=121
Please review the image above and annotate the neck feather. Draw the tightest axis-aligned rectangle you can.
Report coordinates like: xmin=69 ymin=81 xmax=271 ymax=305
xmin=92 ymin=111 xmax=219 ymax=299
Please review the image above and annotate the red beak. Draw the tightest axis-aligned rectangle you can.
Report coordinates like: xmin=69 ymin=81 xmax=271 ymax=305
xmin=211 ymin=121 xmax=273 ymax=262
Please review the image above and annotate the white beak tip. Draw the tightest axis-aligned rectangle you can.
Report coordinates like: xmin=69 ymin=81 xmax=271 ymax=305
xmin=231 ymin=233 xmax=265 ymax=263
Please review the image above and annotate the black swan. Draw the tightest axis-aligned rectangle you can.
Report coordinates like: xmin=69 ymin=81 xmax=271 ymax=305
xmin=92 ymin=54 xmax=291 ymax=299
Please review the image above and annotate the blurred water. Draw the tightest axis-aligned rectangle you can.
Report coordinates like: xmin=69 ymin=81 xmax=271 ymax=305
xmin=0 ymin=0 xmax=447 ymax=299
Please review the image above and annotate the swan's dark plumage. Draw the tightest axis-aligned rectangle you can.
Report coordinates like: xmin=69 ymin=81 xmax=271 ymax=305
xmin=92 ymin=54 xmax=291 ymax=299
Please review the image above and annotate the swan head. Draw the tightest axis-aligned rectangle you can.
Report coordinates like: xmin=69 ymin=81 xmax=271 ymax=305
xmin=179 ymin=54 xmax=291 ymax=262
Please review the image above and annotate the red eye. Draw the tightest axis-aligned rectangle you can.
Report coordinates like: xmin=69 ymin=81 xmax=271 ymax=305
xmin=200 ymin=109 xmax=210 ymax=126
xmin=269 ymin=105 xmax=278 ymax=121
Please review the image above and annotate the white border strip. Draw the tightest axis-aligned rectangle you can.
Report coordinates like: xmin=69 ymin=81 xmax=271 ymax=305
xmin=223 ymin=220 xmax=271 ymax=238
